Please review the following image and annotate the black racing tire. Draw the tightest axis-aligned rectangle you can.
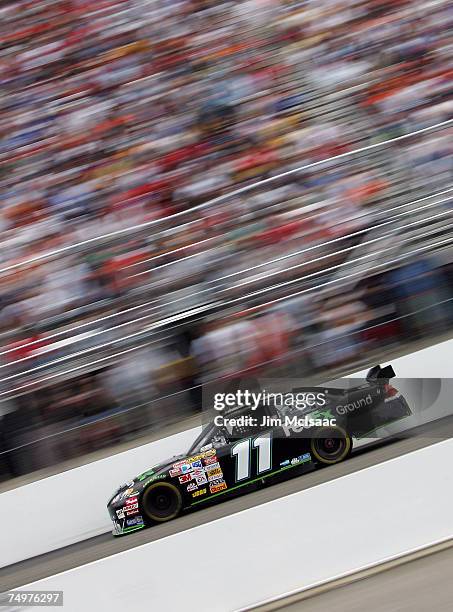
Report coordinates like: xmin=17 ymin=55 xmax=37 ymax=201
xmin=142 ymin=482 xmax=183 ymax=523
xmin=310 ymin=425 xmax=352 ymax=465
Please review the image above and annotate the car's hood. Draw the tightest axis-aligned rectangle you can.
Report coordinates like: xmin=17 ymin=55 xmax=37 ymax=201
xmin=134 ymin=453 xmax=186 ymax=482
xmin=108 ymin=454 xmax=186 ymax=506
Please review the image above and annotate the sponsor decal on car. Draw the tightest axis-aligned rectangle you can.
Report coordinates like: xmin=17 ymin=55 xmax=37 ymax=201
xmin=181 ymin=464 xmax=193 ymax=474
xmin=207 ymin=467 xmax=223 ymax=479
xmin=336 ymin=394 xmax=373 ymax=415
xmin=143 ymin=474 xmax=167 ymax=486
xmin=291 ymin=458 xmax=300 ymax=465
xmin=195 ymin=474 xmax=208 ymax=485
xmin=280 ymin=460 xmax=290 ymax=467
xmin=126 ymin=516 xmax=144 ymax=527
xmin=200 ymin=444 xmax=213 ymax=452
xmin=203 ymin=455 xmax=218 ymax=466
xmin=204 ymin=461 xmax=220 ymax=472
xmin=126 ymin=508 xmax=139 ymax=516
xmin=124 ymin=502 xmax=139 ymax=513
xmin=116 ymin=509 xmax=125 ymax=519
xmin=120 ymin=487 xmax=134 ymax=500
xmin=137 ymin=469 xmax=155 ymax=481
xmin=169 ymin=468 xmax=181 ymax=478
xmin=210 ymin=481 xmax=227 ymax=494
xmin=209 ymin=478 xmax=224 ymax=486
xmin=113 ymin=522 xmax=123 ymax=536
xmin=192 ymin=488 xmax=207 ymax=498
xmin=299 ymin=453 xmax=311 ymax=462
xmin=187 ymin=482 xmax=198 ymax=492
xmin=179 ymin=473 xmax=192 ymax=484
xmin=173 ymin=449 xmax=216 ymax=468
xmin=189 ymin=449 xmax=216 ymax=462
xmin=124 ymin=496 xmax=138 ymax=506
xmin=281 ymin=409 xmax=335 ymax=437
xmin=191 ymin=459 xmax=203 ymax=469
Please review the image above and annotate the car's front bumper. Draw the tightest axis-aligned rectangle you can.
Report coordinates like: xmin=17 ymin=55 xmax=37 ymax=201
xmin=111 ymin=519 xmax=146 ymax=536
xmin=108 ymin=506 xmax=146 ymax=536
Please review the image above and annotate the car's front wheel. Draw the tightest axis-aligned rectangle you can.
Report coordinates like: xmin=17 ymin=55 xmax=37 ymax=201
xmin=310 ymin=425 xmax=352 ymax=465
xmin=142 ymin=482 xmax=182 ymax=522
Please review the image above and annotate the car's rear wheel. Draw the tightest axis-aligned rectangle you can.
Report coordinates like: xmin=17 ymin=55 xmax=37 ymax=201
xmin=310 ymin=425 xmax=352 ymax=465
xmin=142 ymin=482 xmax=182 ymax=522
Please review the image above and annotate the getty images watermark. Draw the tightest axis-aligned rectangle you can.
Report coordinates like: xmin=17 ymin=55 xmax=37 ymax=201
xmin=212 ymin=389 xmax=337 ymax=434
xmin=203 ymin=376 xmax=453 ymax=440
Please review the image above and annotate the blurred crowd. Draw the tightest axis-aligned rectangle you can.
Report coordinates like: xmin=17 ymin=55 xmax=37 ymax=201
xmin=0 ymin=0 xmax=452 ymax=480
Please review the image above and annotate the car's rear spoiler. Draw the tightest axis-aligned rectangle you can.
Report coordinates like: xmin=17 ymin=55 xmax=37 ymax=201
xmin=366 ymin=364 xmax=396 ymax=382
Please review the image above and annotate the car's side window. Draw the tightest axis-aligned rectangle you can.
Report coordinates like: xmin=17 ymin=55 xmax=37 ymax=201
xmin=224 ymin=405 xmax=270 ymax=440
xmin=210 ymin=429 xmax=228 ymax=449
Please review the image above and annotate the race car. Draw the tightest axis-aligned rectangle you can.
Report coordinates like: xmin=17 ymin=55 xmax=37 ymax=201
xmin=107 ymin=364 xmax=411 ymax=535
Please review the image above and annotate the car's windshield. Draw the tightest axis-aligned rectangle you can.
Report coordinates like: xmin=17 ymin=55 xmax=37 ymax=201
xmin=188 ymin=423 xmax=224 ymax=454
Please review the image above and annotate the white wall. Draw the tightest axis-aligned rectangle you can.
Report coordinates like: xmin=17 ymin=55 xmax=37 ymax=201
xmin=1 ymin=338 xmax=451 ymax=568
xmin=352 ymin=338 xmax=453 ymax=378
xmin=21 ymin=439 xmax=453 ymax=612
xmin=0 ymin=427 xmax=199 ymax=568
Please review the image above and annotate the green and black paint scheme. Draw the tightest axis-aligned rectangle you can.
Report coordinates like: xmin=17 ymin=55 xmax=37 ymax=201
xmin=107 ymin=365 xmax=411 ymax=535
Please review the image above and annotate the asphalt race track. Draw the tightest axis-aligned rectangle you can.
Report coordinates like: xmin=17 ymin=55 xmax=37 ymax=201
xmin=2 ymin=416 xmax=453 ymax=591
